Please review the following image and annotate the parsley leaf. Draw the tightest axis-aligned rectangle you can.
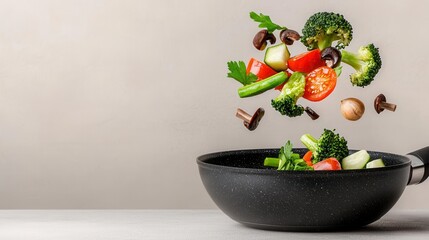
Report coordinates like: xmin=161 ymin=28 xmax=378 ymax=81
xmin=227 ymin=61 xmax=258 ymax=85
xmin=249 ymin=12 xmax=285 ymax=33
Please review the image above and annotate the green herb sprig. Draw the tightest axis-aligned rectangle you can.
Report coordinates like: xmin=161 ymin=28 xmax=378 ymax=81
xmin=264 ymin=141 xmax=313 ymax=171
xmin=227 ymin=61 xmax=258 ymax=85
xmin=250 ymin=12 xmax=286 ymax=33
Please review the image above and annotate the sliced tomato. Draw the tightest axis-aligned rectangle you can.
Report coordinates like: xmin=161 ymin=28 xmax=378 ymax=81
xmin=303 ymin=66 xmax=337 ymax=102
xmin=246 ymin=58 xmax=277 ymax=80
xmin=287 ymin=49 xmax=326 ymax=73
xmin=302 ymin=151 xmax=313 ymax=166
xmin=313 ymin=158 xmax=342 ymax=171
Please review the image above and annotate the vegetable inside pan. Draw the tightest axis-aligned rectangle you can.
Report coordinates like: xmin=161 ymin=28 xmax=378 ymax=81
xmin=197 ymin=147 xmax=429 ymax=231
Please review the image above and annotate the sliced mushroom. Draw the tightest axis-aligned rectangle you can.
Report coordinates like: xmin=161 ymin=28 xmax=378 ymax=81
xmin=236 ymin=108 xmax=265 ymax=131
xmin=253 ymin=30 xmax=276 ymax=50
xmin=279 ymin=29 xmax=301 ymax=45
xmin=304 ymin=106 xmax=319 ymax=120
xmin=321 ymin=47 xmax=342 ymax=68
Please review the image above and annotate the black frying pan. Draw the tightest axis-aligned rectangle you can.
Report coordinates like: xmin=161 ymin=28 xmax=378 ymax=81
xmin=197 ymin=147 xmax=429 ymax=231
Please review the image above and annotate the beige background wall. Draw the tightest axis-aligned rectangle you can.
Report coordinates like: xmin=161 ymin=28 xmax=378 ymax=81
xmin=0 ymin=0 xmax=428 ymax=208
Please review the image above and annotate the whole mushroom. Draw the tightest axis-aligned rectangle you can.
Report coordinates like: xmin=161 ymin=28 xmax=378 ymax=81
xmin=236 ymin=108 xmax=265 ymax=131
xmin=374 ymin=94 xmax=397 ymax=114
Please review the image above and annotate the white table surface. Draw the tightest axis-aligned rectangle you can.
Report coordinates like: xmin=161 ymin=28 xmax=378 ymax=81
xmin=0 ymin=210 xmax=429 ymax=239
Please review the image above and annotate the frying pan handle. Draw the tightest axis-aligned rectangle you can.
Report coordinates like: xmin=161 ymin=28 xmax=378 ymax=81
xmin=407 ymin=147 xmax=429 ymax=185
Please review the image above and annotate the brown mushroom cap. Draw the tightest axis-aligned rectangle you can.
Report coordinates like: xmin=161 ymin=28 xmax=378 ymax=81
xmin=321 ymin=47 xmax=342 ymax=68
xmin=374 ymin=94 xmax=387 ymax=114
xmin=245 ymin=108 xmax=265 ymax=130
xmin=253 ymin=30 xmax=276 ymax=50
xmin=279 ymin=29 xmax=301 ymax=45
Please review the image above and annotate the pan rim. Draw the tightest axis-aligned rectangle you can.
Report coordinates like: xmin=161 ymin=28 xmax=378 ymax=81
xmin=197 ymin=148 xmax=411 ymax=174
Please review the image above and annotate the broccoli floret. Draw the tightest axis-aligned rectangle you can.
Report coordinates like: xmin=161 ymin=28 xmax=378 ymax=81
xmin=300 ymin=129 xmax=349 ymax=163
xmin=271 ymin=72 xmax=305 ymax=117
xmin=301 ymin=12 xmax=353 ymax=50
xmin=341 ymin=43 xmax=382 ymax=87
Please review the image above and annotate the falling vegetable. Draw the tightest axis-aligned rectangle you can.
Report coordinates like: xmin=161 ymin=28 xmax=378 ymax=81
xmin=225 ymin=11 xmax=387 ymax=120
xmin=287 ymin=49 xmax=326 ymax=73
xmin=321 ymin=47 xmax=342 ymax=68
xmin=264 ymin=43 xmax=290 ymax=71
xmin=304 ymin=106 xmax=320 ymax=120
xmin=341 ymin=44 xmax=382 ymax=87
xmin=253 ymin=30 xmax=276 ymax=50
xmin=271 ymin=72 xmax=306 ymax=117
xmin=227 ymin=61 xmax=258 ymax=85
xmin=279 ymin=29 xmax=301 ymax=45
xmin=246 ymin=58 xmax=277 ymax=81
xmin=238 ymin=71 xmax=287 ymax=98
xmin=249 ymin=12 xmax=285 ymax=33
xmin=340 ymin=97 xmax=365 ymax=121
xmin=374 ymin=94 xmax=397 ymax=114
xmin=301 ymin=12 xmax=353 ymax=50
xmin=235 ymin=108 xmax=265 ymax=131
xmin=303 ymin=66 xmax=338 ymax=102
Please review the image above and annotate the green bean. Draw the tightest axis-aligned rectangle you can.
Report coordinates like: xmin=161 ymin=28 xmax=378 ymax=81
xmin=238 ymin=71 xmax=287 ymax=98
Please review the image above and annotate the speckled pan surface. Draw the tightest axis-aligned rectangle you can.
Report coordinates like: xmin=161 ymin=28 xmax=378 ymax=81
xmin=197 ymin=149 xmax=411 ymax=231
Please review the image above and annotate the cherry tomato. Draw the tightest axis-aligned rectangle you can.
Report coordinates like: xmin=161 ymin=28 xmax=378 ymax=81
xmin=303 ymin=66 xmax=337 ymax=102
xmin=313 ymin=158 xmax=342 ymax=171
xmin=246 ymin=58 xmax=277 ymax=80
xmin=302 ymin=151 xmax=313 ymax=166
xmin=287 ymin=49 xmax=326 ymax=73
